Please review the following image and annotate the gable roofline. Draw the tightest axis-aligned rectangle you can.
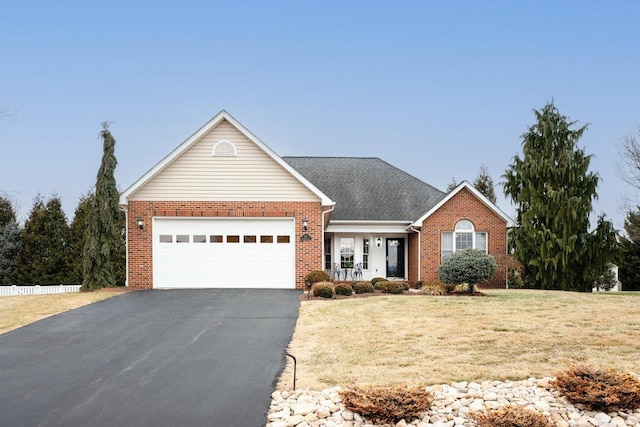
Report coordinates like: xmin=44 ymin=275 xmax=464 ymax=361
xmin=411 ymin=181 xmax=514 ymax=227
xmin=119 ymin=110 xmax=334 ymax=206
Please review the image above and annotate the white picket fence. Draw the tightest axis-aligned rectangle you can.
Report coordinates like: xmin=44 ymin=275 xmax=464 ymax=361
xmin=0 ymin=285 xmax=82 ymax=297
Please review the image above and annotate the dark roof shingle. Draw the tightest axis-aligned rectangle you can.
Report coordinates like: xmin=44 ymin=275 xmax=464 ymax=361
xmin=283 ymin=157 xmax=446 ymax=221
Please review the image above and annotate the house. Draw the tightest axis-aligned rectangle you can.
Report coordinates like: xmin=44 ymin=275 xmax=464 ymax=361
xmin=119 ymin=110 xmax=513 ymax=290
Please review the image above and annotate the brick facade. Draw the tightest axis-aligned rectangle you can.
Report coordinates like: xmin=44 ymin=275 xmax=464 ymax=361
xmin=419 ymin=187 xmax=508 ymax=288
xmin=126 ymin=200 xmax=323 ymax=290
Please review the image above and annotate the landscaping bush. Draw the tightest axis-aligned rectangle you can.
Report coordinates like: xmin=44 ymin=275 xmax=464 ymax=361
xmin=340 ymin=384 xmax=434 ymax=424
xmin=305 ymin=270 xmax=331 ymax=284
xmin=452 ymin=282 xmax=476 ymax=294
xmin=421 ymin=282 xmax=448 ymax=296
xmin=470 ymin=405 xmax=553 ymax=427
xmin=335 ymin=283 xmax=353 ymax=296
xmin=438 ymin=249 xmax=497 ymax=287
xmin=312 ymin=282 xmax=334 ymax=299
xmin=413 ymin=280 xmax=424 ymax=289
xmin=353 ymin=282 xmax=375 ymax=294
xmin=371 ymin=277 xmax=386 ymax=286
xmin=552 ymin=365 xmax=640 ymax=411
xmin=377 ymin=281 xmax=406 ymax=294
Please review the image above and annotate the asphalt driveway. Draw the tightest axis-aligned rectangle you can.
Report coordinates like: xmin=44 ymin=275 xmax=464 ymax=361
xmin=0 ymin=289 xmax=301 ymax=426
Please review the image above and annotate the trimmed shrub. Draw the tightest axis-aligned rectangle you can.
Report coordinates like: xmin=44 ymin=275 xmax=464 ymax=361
xmin=305 ymin=270 xmax=331 ymax=284
xmin=452 ymin=283 xmax=476 ymax=294
xmin=552 ymin=365 xmax=640 ymax=411
xmin=378 ymin=281 xmax=406 ymax=294
xmin=312 ymin=282 xmax=334 ymax=299
xmin=340 ymin=384 xmax=434 ymax=424
xmin=371 ymin=277 xmax=386 ymax=286
xmin=401 ymin=282 xmax=409 ymax=291
xmin=470 ymin=405 xmax=553 ymax=427
xmin=438 ymin=249 xmax=497 ymax=286
xmin=413 ymin=280 xmax=424 ymax=289
xmin=353 ymin=282 xmax=375 ymax=294
xmin=421 ymin=282 xmax=448 ymax=296
xmin=335 ymin=283 xmax=353 ymax=296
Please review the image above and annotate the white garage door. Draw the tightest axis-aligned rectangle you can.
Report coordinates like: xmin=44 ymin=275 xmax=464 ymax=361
xmin=153 ymin=218 xmax=295 ymax=289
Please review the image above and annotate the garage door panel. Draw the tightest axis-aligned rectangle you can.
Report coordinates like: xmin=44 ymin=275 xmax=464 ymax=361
xmin=153 ymin=218 xmax=295 ymax=289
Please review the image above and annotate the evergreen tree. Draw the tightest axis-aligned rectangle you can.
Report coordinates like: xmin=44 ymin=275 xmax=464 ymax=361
xmin=0 ymin=220 xmax=21 ymax=284
xmin=618 ymin=207 xmax=640 ymax=291
xmin=68 ymin=193 xmax=93 ymax=284
xmin=14 ymin=195 xmax=72 ymax=284
xmin=0 ymin=195 xmax=16 ymax=229
xmin=473 ymin=164 xmax=497 ymax=203
xmin=82 ymin=123 xmax=121 ymax=290
xmin=503 ymin=102 xmax=619 ymax=291
xmin=71 ymin=192 xmax=126 ymax=286
xmin=446 ymin=178 xmax=458 ymax=192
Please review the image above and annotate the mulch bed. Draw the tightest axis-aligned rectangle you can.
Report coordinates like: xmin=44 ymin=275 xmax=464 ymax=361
xmin=299 ymin=289 xmax=487 ymax=301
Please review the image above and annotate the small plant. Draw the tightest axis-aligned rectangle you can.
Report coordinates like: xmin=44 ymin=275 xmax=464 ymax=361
xmin=552 ymin=365 xmax=640 ymax=411
xmin=470 ymin=405 xmax=553 ymax=427
xmin=452 ymin=282 xmax=476 ymax=294
xmin=371 ymin=277 xmax=386 ymax=286
xmin=312 ymin=282 xmax=335 ymax=299
xmin=335 ymin=283 xmax=353 ymax=296
xmin=340 ymin=384 xmax=434 ymax=424
xmin=414 ymin=280 xmax=424 ymax=289
xmin=305 ymin=270 xmax=331 ymax=284
xmin=438 ymin=249 xmax=497 ymax=289
xmin=378 ymin=281 xmax=406 ymax=294
xmin=421 ymin=282 xmax=448 ymax=295
xmin=353 ymin=282 xmax=375 ymax=294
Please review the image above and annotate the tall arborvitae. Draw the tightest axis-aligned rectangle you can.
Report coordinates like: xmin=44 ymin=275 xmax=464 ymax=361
xmin=82 ymin=123 xmax=120 ymax=290
xmin=503 ymin=102 xmax=619 ymax=291
xmin=14 ymin=195 xmax=71 ymax=284
xmin=69 ymin=193 xmax=94 ymax=284
xmin=619 ymin=208 xmax=640 ymax=290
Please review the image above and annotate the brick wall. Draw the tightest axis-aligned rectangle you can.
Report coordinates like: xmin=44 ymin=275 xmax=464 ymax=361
xmin=126 ymin=200 xmax=323 ymax=290
xmin=420 ymin=187 xmax=508 ymax=288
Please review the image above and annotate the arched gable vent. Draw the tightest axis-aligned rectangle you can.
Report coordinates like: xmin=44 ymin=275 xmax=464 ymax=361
xmin=212 ymin=140 xmax=237 ymax=157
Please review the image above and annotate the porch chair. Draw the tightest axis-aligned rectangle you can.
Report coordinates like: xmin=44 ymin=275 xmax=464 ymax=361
xmin=333 ymin=262 xmax=342 ymax=281
xmin=353 ymin=263 xmax=363 ymax=281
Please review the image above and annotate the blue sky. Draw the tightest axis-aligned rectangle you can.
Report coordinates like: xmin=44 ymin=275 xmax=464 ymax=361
xmin=1 ymin=1 xmax=638 ymax=230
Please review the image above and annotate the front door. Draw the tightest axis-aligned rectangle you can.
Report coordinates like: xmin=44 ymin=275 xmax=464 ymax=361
xmin=386 ymin=238 xmax=405 ymax=278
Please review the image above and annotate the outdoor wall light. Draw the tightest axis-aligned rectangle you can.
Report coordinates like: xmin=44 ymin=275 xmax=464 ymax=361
xmin=376 ymin=237 xmax=382 ymax=247
xmin=136 ymin=217 xmax=144 ymax=230
xmin=302 ymin=217 xmax=308 ymax=231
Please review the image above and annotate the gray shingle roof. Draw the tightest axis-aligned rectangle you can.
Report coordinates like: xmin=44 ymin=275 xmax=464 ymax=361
xmin=283 ymin=157 xmax=446 ymax=221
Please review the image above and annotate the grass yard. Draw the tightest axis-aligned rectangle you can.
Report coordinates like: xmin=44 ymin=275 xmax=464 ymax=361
xmin=0 ymin=292 xmax=120 ymax=335
xmin=279 ymin=289 xmax=640 ymax=390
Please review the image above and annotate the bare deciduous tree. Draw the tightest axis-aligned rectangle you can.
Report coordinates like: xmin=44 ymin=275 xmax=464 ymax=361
xmin=618 ymin=126 xmax=640 ymax=191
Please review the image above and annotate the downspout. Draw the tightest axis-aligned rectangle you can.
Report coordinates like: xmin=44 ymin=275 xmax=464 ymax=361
xmin=121 ymin=205 xmax=129 ymax=287
xmin=321 ymin=204 xmax=336 ymax=271
xmin=410 ymin=226 xmax=421 ymax=282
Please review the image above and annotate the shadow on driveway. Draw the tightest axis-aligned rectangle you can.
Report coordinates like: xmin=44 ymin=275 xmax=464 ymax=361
xmin=0 ymin=289 xmax=301 ymax=426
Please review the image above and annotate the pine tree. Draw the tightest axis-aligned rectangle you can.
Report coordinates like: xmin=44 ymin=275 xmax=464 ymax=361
xmin=0 ymin=196 xmax=16 ymax=229
xmin=0 ymin=220 xmax=21 ymax=284
xmin=503 ymin=102 xmax=619 ymax=291
xmin=69 ymin=193 xmax=93 ymax=284
xmin=82 ymin=123 xmax=121 ymax=290
xmin=14 ymin=195 xmax=72 ymax=284
xmin=619 ymin=207 xmax=640 ymax=291
xmin=473 ymin=164 xmax=497 ymax=203
xmin=446 ymin=178 xmax=458 ymax=192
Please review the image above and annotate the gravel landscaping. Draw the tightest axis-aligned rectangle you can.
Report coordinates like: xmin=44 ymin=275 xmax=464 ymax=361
xmin=267 ymin=375 xmax=640 ymax=427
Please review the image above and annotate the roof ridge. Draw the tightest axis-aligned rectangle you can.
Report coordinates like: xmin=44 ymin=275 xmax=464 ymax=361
xmin=375 ymin=158 xmax=446 ymax=196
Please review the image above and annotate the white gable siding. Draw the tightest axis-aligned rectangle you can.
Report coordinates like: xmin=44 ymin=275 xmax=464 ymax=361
xmin=130 ymin=119 xmax=319 ymax=201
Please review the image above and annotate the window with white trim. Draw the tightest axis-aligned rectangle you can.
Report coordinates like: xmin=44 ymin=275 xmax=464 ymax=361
xmin=441 ymin=220 xmax=487 ymax=261
xmin=340 ymin=238 xmax=355 ymax=269
xmin=212 ymin=140 xmax=237 ymax=157
xmin=362 ymin=238 xmax=369 ymax=269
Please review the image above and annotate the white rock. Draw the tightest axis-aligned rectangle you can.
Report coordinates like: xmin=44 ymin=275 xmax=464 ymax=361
xmin=284 ymin=414 xmax=305 ymax=426
xmin=315 ymin=406 xmax=331 ymax=419
xmin=594 ymin=412 xmax=613 ymax=423
xmin=468 ymin=399 xmax=485 ymax=411
xmin=293 ymin=403 xmax=317 ymax=416
xmin=483 ymin=391 xmax=498 ymax=401
xmin=610 ymin=416 xmax=626 ymax=427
